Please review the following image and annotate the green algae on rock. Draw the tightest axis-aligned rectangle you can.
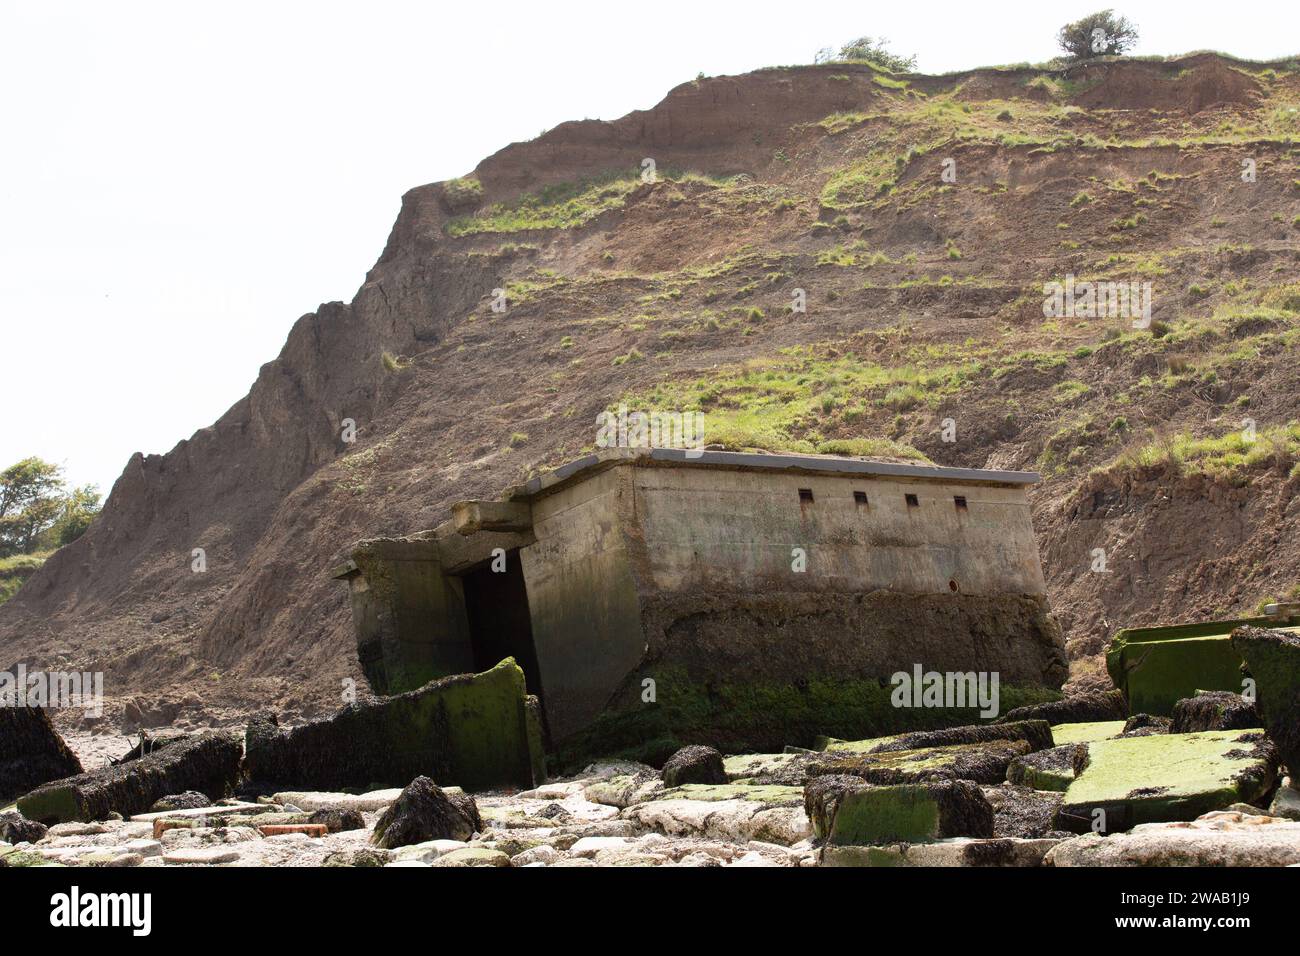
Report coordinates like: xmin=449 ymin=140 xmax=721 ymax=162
xmin=1053 ymin=729 xmax=1278 ymax=833
xmin=243 ymin=658 xmax=544 ymax=793
xmin=806 ymin=775 xmax=993 ymax=846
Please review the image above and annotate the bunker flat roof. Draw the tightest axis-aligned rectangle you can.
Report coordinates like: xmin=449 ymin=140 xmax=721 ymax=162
xmin=510 ymin=448 xmax=1039 ymax=500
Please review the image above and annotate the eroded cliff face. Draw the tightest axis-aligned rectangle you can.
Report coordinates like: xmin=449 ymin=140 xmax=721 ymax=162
xmin=4 ymin=52 xmax=1299 ymax=718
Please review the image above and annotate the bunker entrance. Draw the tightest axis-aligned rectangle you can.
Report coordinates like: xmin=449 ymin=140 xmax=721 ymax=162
xmin=459 ymin=550 xmax=544 ymax=700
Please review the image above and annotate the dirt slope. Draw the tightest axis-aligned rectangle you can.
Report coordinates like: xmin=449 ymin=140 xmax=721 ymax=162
xmin=5 ymin=52 xmax=1300 ymax=722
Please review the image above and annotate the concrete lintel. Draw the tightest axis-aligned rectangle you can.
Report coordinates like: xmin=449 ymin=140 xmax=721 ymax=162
xmin=452 ymin=499 xmax=533 ymax=536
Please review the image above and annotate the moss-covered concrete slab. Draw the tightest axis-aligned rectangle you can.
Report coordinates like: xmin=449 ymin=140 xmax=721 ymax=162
xmin=752 ymin=738 xmax=1034 ymax=787
xmin=0 ymin=707 xmax=84 ymax=804
xmin=821 ymin=836 xmax=1061 ymax=867
xmin=1106 ymin=619 xmax=1282 ymax=716
xmin=17 ymin=732 xmax=241 ymax=825
xmin=806 ymin=776 xmax=993 ymax=845
xmin=821 ymin=720 xmax=1052 ymax=755
xmin=243 ymin=658 xmax=542 ymax=793
xmin=1231 ymin=626 xmax=1300 ymax=775
xmin=1050 ymin=721 xmax=1126 ymax=745
xmin=1006 ymin=745 xmax=1081 ymax=792
xmin=1054 ymin=730 xmax=1278 ymax=833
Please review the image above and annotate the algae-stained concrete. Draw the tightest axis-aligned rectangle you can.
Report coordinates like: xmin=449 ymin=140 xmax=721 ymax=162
xmin=1053 ymin=730 xmax=1278 ymax=833
xmin=0 ymin=706 xmax=84 ymax=804
xmin=1106 ymin=616 xmax=1298 ymax=716
xmin=243 ymin=659 xmax=544 ymax=793
xmin=337 ymin=449 xmax=1066 ymax=752
xmin=17 ymin=732 xmax=241 ymax=825
xmin=1230 ymin=625 xmax=1300 ymax=774
xmin=806 ymin=776 xmax=994 ymax=845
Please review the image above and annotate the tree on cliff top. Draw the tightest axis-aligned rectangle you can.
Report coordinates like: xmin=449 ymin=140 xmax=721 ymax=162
xmin=1057 ymin=9 xmax=1139 ymax=59
xmin=815 ymin=37 xmax=917 ymax=73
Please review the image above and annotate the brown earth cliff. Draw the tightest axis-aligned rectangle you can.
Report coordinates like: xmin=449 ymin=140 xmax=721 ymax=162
xmin=4 ymin=52 xmax=1300 ymax=724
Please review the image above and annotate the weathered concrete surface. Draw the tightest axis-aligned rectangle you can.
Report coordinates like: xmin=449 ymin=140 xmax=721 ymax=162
xmin=17 ymin=732 xmax=241 ymax=824
xmin=1046 ymin=810 xmax=1300 ymax=866
xmin=243 ymin=659 xmax=544 ymax=793
xmin=1054 ymin=730 xmax=1278 ymax=833
xmin=339 ymin=453 xmax=1065 ymax=753
xmin=0 ymin=707 xmax=83 ymax=803
xmin=806 ymin=776 xmax=994 ymax=845
xmin=1231 ymin=625 xmax=1300 ymax=774
xmin=1107 ymin=618 xmax=1271 ymax=716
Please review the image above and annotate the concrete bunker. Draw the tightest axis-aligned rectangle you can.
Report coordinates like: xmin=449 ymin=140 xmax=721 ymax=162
xmin=334 ymin=449 xmax=1068 ymax=755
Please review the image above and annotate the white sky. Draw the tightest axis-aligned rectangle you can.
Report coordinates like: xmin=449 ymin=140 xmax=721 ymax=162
xmin=2 ymin=0 xmax=1296 ymax=495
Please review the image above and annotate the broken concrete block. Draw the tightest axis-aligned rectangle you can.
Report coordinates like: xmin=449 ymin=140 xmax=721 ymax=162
xmin=1050 ymin=720 xmax=1126 ymax=745
xmin=1107 ymin=619 xmax=1260 ymax=715
xmin=244 ymin=658 xmax=542 ymax=793
xmin=1046 ymin=810 xmax=1300 ymax=866
xmin=661 ymin=745 xmax=727 ymax=787
xmin=162 ymin=846 xmax=241 ymax=865
xmin=982 ymin=784 xmax=1065 ymax=839
xmin=999 ymin=690 xmax=1127 ymax=725
xmin=806 ymin=739 xmax=1034 ymax=786
xmin=0 ymin=706 xmax=83 ymax=803
xmin=1231 ymin=626 xmax=1300 ymax=774
xmin=822 ymin=836 xmax=1061 ymax=867
xmin=17 ymin=731 xmax=241 ymax=824
xmin=583 ymin=772 xmax=665 ymax=808
xmin=269 ymin=789 xmax=402 ymax=813
xmin=805 ymin=776 xmax=993 ymax=845
xmin=824 ymin=720 xmax=1053 ymax=755
xmin=1006 ymin=745 xmax=1082 ymax=792
xmin=1170 ymin=691 xmax=1259 ymax=734
xmin=1053 ymin=730 xmax=1278 ymax=833
xmin=370 ymin=776 xmax=481 ymax=849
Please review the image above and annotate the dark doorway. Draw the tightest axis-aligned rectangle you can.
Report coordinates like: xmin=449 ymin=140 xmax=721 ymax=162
xmin=459 ymin=550 xmax=544 ymax=700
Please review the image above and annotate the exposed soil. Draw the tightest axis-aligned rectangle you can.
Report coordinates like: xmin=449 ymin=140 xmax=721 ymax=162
xmin=4 ymin=52 xmax=1300 ymax=730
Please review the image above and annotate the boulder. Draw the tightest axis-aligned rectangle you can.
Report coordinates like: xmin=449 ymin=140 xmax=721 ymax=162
xmin=148 ymin=791 xmax=211 ymax=813
xmin=0 ymin=810 xmax=47 ymax=845
xmin=1046 ymin=810 xmax=1300 ymax=866
xmin=370 ymin=776 xmax=482 ymax=849
xmin=1268 ymin=778 xmax=1300 ymax=821
xmin=999 ymin=691 xmax=1127 ymax=725
xmin=823 ymin=836 xmax=1061 ymax=867
xmin=1231 ymin=626 xmax=1300 ymax=773
xmin=17 ymin=731 xmax=241 ymax=824
xmin=0 ymin=707 xmax=83 ymax=803
xmin=805 ymin=776 xmax=993 ymax=845
xmin=1053 ymin=730 xmax=1278 ymax=834
xmin=1170 ymin=691 xmax=1259 ymax=734
xmin=244 ymin=658 xmax=544 ymax=792
xmin=661 ymin=745 xmax=726 ymax=787
xmin=308 ymin=807 xmax=366 ymax=833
